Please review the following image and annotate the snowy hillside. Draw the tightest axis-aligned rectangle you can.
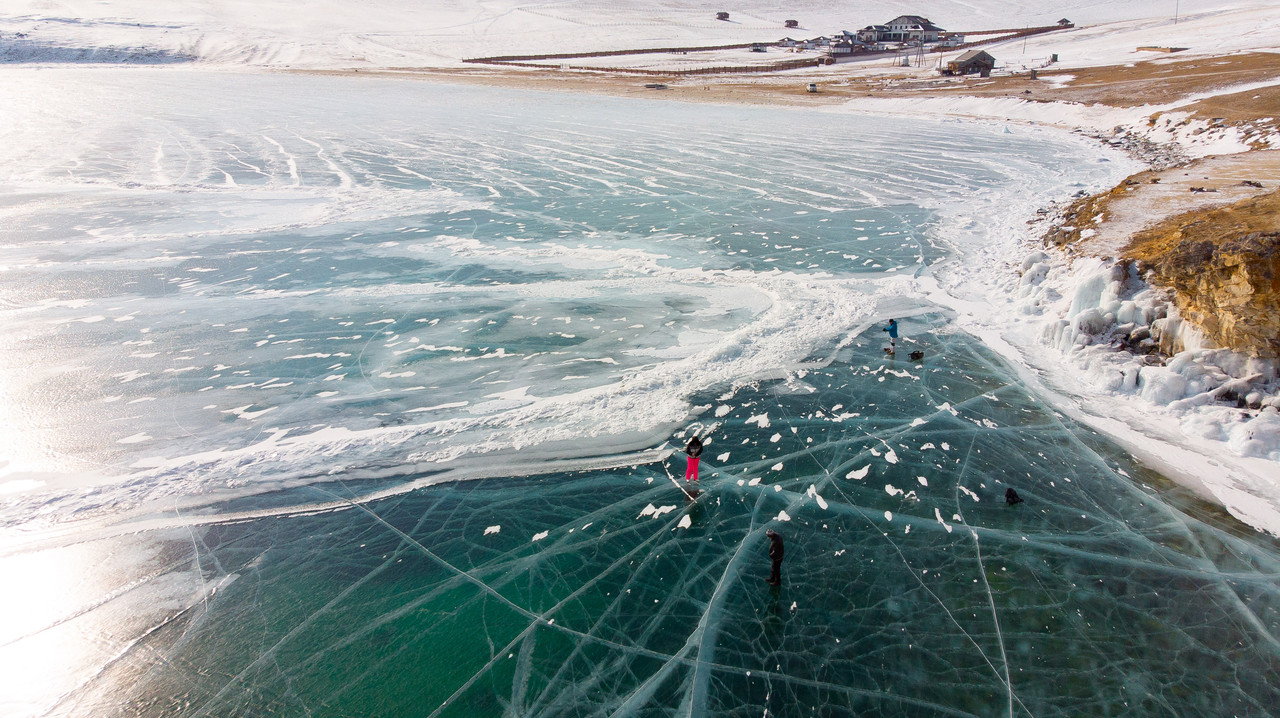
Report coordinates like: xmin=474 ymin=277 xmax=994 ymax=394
xmin=1 ymin=0 xmax=1278 ymax=69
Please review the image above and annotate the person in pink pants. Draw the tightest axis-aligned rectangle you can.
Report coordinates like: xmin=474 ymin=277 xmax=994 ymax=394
xmin=684 ymin=436 xmax=703 ymax=481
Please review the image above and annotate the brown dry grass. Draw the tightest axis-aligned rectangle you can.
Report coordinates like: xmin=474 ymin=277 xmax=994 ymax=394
xmin=1126 ymin=189 xmax=1280 ymax=262
xmin=316 ymin=51 xmax=1280 ymax=115
xmin=951 ymin=52 xmax=1280 ymax=107
xmin=1045 ymin=150 xmax=1280 ymax=255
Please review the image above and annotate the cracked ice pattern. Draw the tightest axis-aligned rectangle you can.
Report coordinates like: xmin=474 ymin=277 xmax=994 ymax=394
xmin=0 ymin=72 xmax=1274 ymax=718
xmin=58 ymin=325 xmax=1280 ymax=718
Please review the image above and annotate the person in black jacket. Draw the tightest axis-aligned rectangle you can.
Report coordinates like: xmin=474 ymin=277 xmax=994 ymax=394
xmin=684 ymin=435 xmax=703 ymax=482
xmin=766 ymin=529 xmax=784 ymax=586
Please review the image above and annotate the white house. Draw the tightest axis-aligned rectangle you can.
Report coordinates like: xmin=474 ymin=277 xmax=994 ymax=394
xmin=856 ymin=25 xmax=887 ymax=43
xmin=880 ymin=15 xmax=944 ymax=43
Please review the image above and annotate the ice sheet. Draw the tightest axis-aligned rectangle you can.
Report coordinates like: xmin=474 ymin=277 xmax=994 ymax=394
xmin=19 ymin=326 xmax=1280 ymax=717
xmin=0 ymin=69 xmax=1125 ymax=531
xmin=3 ymin=70 xmax=1277 ymax=717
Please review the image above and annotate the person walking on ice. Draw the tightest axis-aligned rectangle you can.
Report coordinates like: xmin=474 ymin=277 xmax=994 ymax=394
xmin=684 ymin=435 xmax=703 ymax=482
xmin=766 ymin=529 xmax=784 ymax=586
xmin=882 ymin=318 xmax=899 ymax=353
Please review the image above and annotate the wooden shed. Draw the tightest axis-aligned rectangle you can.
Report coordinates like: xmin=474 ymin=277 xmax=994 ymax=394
xmin=943 ymin=50 xmax=996 ymax=76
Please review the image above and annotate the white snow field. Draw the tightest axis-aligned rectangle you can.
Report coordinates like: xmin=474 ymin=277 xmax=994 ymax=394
xmin=1 ymin=0 xmax=1278 ymax=68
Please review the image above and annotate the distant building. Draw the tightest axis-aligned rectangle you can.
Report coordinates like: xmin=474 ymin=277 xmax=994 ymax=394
xmin=882 ymin=15 xmax=944 ymax=43
xmin=785 ymin=19 xmax=799 ymax=29
xmin=716 ymin=11 xmax=729 ymax=21
xmin=829 ymin=41 xmax=857 ymax=57
xmin=1057 ymin=18 xmax=1074 ymax=27
xmin=857 ymin=25 xmax=887 ymax=43
xmin=777 ymin=37 xmax=798 ymax=48
xmin=943 ymin=49 xmax=996 ymax=76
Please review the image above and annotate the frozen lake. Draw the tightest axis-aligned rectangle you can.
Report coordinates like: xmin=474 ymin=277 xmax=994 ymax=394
xmin=1 ymin=69 xmax=1278 ymax=716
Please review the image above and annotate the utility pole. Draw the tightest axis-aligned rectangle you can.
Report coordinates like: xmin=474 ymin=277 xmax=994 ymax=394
xmin=1175 ymin=0 xmax=1180 ymax=24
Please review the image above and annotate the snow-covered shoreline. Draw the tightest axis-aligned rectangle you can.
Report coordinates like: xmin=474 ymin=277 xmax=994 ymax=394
xmin=911 ymin=111 xmax=1280 ymax=534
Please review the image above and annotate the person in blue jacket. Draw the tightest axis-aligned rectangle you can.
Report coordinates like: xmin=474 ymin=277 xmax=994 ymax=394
xmin=882 ymin=318 xmax=899 ymax=352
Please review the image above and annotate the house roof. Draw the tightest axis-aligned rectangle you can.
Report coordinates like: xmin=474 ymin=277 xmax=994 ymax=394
xmin=885 ymin=15 xmax=943 ymax=31
xmin=954 ymin=49 xmax=994 ymax=63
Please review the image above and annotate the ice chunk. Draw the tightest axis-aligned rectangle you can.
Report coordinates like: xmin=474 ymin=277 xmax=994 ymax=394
xmin=1228 ymin=411 xmax=1280 ymax=459
xmin=775 ymin=511 xmax=791 ymax=522
xmin=934 ymin=508 xmax=952 ymax=533
xmin=484 ymin=525 xmax=501 ymax=535
xmin=846 ymin=465 xmax=871 ymax=480
xmin=806 ymin=485 xmax=828 ymax=510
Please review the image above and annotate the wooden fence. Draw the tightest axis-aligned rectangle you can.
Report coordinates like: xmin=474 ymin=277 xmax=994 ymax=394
xmin=487 ymin=56 xmax=833 ymax=76
xmin=460 ymin=24 xmax=1070 ymax=76
xmin=937 ymin=26 xmax=1072 ymax=53
xmin=464 ymin=43 xmax=767 ymax=65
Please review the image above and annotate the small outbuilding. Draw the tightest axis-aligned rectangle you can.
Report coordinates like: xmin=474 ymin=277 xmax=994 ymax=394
xmin=785 ymin=19 xmax=799 ymax=29
xmin=828 ymin=41 xmax=856 ymax=57
xmin=943 ymin=49 xmax=996 ymax=76
xmin=716 ymin=11 xmax=729 ymax=21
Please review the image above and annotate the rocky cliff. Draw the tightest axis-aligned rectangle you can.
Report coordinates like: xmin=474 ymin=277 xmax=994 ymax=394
xmin=1123 ymin=190 xmax=1280 ymax=359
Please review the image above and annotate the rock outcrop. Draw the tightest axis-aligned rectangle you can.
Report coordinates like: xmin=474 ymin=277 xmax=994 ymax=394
xmin=1124 ymin=190 xmax=1280 ymax=358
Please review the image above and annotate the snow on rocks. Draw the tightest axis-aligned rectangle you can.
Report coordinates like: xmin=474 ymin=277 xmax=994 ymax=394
xmin=1010 ymin=246 xmax=1280 ymax=463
